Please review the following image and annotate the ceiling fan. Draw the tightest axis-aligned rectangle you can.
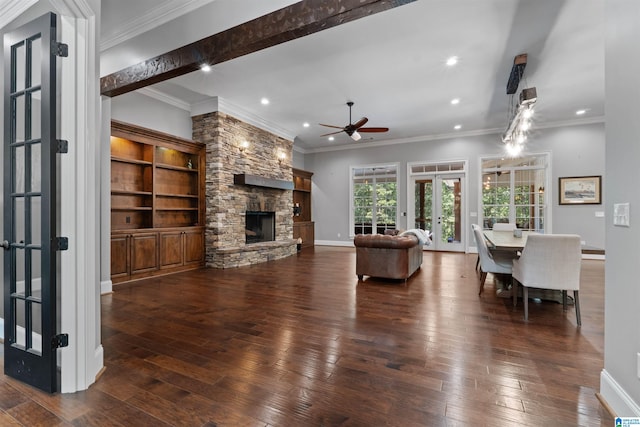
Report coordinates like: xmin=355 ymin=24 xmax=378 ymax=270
xmin=320 ymin=101 xmax=389 ymax=141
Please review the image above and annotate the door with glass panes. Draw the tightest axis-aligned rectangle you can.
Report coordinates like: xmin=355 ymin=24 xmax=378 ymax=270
xmin=409 ymin=173 xmax=465 ymax=252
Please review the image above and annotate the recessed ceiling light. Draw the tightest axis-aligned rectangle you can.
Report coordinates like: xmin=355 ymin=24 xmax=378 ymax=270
xmin=200 ymin=64 xmax=211 ymax=72
xmin=303 ymin=122 xmax=310 ymax=128
xmin=328 ymin=136 xmax=335 ymax=141
xmin=576 ymin=109 xmax=587 ymax=115
xmin=261 ymin=98 xmax=270 ymax=105
xmin=451 ymin=98 xmax=460 ymax=105
xmin=454 ymin=124 xmax=462 ymax=130
xmin=446 ymin=56 xmax=458 ymax=66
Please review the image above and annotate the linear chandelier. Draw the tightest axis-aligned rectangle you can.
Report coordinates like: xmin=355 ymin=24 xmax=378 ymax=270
xmin=502 ymin=87 xmax=537 ymax=156
xmin=502 ymin=53 xmax=537 ymax=156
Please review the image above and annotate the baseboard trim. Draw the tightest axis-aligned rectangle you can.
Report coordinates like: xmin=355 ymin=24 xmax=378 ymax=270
xmin=315 ymin=240 xmax=354 ymax=247
xmin=100 ymin=280 xmax=113 ymax=295
xmin=600 ymin=368 xmax=640 ymax=416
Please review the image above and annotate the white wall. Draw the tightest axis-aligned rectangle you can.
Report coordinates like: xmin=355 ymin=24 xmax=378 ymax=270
xmin=600 ymin=0 xmax=640 ymax=416
xmin=111 ymin=91 xmax=192 ymax=139
xmin=305 ymin=122 xmax=605 ymax=249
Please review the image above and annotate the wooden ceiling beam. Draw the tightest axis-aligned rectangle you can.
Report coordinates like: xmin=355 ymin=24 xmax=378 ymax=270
xmin=100 ymin=0 xmax=416 ymax=97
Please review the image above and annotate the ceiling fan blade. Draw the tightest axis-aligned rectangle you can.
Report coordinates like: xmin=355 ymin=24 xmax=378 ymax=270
xmin=320 ymin=130 xmax=344 ymax=137
xmin=358 ymin=127 xmax=389 ymax=133
xmin=319 ymin=123 xmax=345 ymax=129
xmin=353 ymin=117 xmax=369 ymax=129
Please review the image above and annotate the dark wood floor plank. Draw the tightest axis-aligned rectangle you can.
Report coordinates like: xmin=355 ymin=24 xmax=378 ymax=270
xmin=0 ymin=248 xmax=612 ymax=425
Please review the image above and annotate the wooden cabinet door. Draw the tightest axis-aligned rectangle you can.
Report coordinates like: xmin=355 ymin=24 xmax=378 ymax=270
xmin=130 ymin=233 xmax=159 ymax=274
xmin=110 ymin=235 xmax=130 ymax=280
xmin=184 ymin=229 xmax=205 ymax=265
xmin=294 ymin=222 xmax=315 ymax=248
xmin=160 ymin=231 xmax=184 ymax=269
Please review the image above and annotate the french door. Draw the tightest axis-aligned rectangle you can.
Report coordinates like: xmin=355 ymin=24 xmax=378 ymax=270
xmin=409 ymin=173 xmax=465 ymax=252
xmin=3 ymin=12 xmax=66 ymax=393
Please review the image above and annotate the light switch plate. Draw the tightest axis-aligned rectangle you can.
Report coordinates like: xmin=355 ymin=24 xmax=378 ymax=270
xmin=613 ymin=203 xmax=630 ymax=227
xmin=595 ymin=211 xmax=604 ymax=218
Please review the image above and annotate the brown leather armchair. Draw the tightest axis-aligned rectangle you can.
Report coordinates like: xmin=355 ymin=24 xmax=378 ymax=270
xmin=354 ymin=234 xmax=424 ymax=281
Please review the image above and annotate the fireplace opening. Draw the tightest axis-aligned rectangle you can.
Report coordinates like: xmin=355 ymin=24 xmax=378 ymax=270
xmin=245 ymin=211 xmax=275 ymax=244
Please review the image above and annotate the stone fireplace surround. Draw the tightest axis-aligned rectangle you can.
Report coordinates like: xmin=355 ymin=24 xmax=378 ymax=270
xmin=192 ymin=111 xmax=297 ymax=268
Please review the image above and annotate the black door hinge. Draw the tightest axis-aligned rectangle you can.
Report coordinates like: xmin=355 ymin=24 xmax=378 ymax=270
xmin=54 ymin=237 xmax=68 ymax=251
xmin=57 ymin=139 xmax=68 ymax=153
xmin=52 ymin=334 xmax=69 ymax=349
xmin=52 ymin=41 xmax=68 ymax=57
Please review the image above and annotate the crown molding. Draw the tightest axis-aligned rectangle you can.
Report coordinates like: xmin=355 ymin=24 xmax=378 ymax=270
xmin=137 ymin=87 xmax=191 ymax=111
xmin=100 ymin=0 xmax=216 ymax=51
xmin=0 ymin=0 xmax=38 ymax=29
xmin=191 ymin=96 xmax=296 ymax=142
xmin=301 ymin=127 xmax=505 ymax=154
xmin=299 ymin=116 xmax=606 ymax=154
xmin=134 ymin=85 xmax=605 ymax=155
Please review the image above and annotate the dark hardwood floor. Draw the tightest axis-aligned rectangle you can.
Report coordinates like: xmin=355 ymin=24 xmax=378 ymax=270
xmin=0 ymin=247 xmax=611 ymax=426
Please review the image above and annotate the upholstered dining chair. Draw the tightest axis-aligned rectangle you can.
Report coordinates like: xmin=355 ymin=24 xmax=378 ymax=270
xmin=472 ymin=225 xmax=518 ymax=295
xmin=511 ymin=234 xmax=582 ymax=325
xmin=492 ymin=223 xmax=517 ymax=231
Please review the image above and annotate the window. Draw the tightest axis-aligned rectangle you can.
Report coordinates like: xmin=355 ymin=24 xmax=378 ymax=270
xmin=351 ymin=164 xmax=398 ymax=235
xmin=481 ymin=154 xmax=548 ymax=231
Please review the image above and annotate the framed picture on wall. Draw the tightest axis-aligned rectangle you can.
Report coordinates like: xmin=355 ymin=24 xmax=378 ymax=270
xmin=559 ymin=175 xmax=602 ymax=205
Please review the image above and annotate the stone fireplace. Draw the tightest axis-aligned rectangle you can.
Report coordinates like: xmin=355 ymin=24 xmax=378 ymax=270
xmin=192 ymin=109 xmax=297 ymax=268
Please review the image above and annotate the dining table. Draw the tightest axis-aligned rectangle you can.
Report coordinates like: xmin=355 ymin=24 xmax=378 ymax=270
xmin=480 ymin=230 xmax=603 ymax=303
xmin=482 ymin=230 xmax=605 ymax=254
xmin=482 ymin=229 xmax=534 ymax=251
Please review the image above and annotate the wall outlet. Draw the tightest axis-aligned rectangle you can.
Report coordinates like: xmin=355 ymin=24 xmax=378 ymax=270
xmin=580 ymin=240 xmax=586 ymax=246
xmin=595 ymin=211 xmax=604 ymax=217
xmin=337 ymin=233 xmax=341 ymax=238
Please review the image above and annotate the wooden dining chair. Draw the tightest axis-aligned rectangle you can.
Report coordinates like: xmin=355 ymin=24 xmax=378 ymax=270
xmin=511 ymin=234 xmax=582 ymax=325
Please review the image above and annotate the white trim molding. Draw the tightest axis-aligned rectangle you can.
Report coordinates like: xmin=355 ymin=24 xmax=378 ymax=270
xmin=191 ymin=96 xmax=296 ymax=141
xmin=55 ymin=0 xmax=104 ymax=393
xmin=100 ymin=280 xmax=113 ymax=295
xmin=0 ymin=0 xmax=38 ymax=29
xmin=600 ymin=368 xmax=640 ymax=417
xmin=315 ymin=240 xmax=353 ymax=247
xmin=100 ymin=0 xmax=216 ymax=51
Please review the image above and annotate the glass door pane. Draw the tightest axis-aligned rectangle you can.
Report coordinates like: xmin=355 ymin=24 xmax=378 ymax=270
xmin=414 ymin=179 xmax=433 ymax=232
xmin=439 ymin=177 xmax=462 ymax=249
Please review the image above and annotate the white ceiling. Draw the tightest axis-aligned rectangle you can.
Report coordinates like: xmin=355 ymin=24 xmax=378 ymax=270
xmin=100 ymin=0 xmax=605 ymax=153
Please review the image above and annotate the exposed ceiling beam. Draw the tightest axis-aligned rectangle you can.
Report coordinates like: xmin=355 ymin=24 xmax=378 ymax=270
xmin=100 ymin=0 xmax=416 ymax=97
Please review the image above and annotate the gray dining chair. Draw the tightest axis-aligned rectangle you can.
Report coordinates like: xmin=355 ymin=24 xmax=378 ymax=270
xmin=511 ymin=234 xmax=582 ymax=325
xmin=472 ymin=225 xmax=518 ymax=295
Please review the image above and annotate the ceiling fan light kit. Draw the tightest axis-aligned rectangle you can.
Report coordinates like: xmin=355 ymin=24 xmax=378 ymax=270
xmin=319 ymin=101 xmax=389 ymax=141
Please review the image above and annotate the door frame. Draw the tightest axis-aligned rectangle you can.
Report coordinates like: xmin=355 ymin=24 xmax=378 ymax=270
xmin=407 ymin=160 xmax=467 ymax=252
xmin=1 ymin=0 xmax=103 ymax=393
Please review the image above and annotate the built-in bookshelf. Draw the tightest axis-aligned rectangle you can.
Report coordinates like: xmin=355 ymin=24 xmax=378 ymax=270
xmin=110 ymin=120 xmax=205 ymax=283
xmin=292 ymin=168 xmax=314 ymax=248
